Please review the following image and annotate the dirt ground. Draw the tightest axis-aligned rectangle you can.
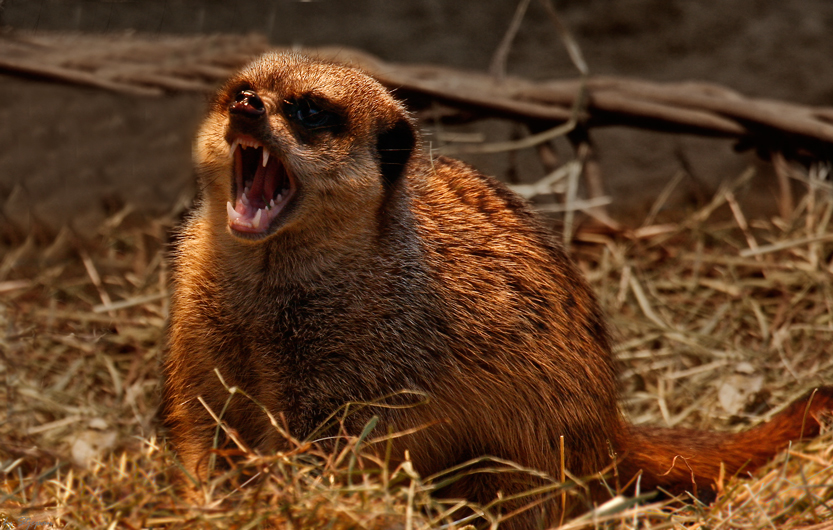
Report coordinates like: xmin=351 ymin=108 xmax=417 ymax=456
xmin=1 ymin=0 xmax=832 ymax=237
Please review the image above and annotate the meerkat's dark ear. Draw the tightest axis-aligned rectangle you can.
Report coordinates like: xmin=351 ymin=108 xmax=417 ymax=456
xmin=377 ymin=117 xmax=416 ymax=186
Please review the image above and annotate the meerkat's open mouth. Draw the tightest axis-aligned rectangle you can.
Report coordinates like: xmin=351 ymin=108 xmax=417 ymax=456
xmin=227 ymin=136 xmax=296 ymax=235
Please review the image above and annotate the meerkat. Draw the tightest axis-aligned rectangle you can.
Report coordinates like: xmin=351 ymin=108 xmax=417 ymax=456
xmin=161 ymin=53 xmax=833 ymax=528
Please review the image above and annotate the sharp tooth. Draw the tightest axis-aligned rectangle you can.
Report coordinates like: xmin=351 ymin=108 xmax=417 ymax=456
xmin=241 ymin=192 xmax=250 ymax=206
xmin=227 ymin=201 xmax=242 ymax=221
xmin=252 ymin=208 xmax=263 ymax=229
xmin=270 ymin=199 xmax=275 ymax=208
xmin=229 ymin=139 xmax=240 ymax=158
xmin=262 ymin=149 xmax=269 ymax=167
xmin=275 ymin=193 xmax=283 ymax=203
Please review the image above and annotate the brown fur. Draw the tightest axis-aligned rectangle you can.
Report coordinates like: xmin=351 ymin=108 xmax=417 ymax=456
xmin=161 ymin=53 xmax=832 ymax=528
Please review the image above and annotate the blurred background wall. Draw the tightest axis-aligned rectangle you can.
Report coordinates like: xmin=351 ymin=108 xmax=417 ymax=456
xmin=2 ymin=0 xmax=832 ymax=237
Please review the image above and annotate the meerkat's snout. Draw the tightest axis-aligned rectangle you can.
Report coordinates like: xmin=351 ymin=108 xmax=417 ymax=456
xmin=224 ymin=88 xmax=296 ymax=238
xmin=230 ymin=90 xmax=266 ymax=117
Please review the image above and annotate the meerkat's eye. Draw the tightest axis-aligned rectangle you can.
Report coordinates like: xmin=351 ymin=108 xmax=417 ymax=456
xmin=286 ymin=98 xmax=339 ymax=130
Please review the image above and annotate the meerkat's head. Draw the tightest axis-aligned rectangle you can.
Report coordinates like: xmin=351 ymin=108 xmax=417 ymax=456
xmin=194 ymin=53 xmax=417 ymax=241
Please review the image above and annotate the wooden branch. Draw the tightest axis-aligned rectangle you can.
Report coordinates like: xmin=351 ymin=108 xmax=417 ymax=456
xmin=309 ymin=47 xmax=833 ymax=145
xmin=1 ymin=31 xmax=831 ymax=160
xmin=0 ymin=30 xmax=270 ymax=95
xmin=0 ymin=56 xmax=164 ymax=96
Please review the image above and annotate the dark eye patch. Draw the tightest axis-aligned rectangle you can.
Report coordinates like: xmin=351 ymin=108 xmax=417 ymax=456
xmin=285 ymin=97 xmax=342 ymax=131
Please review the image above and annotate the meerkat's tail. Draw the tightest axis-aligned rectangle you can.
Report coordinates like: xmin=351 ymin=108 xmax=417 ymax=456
xmin=614 ymin=386 xmax=833 ymax=500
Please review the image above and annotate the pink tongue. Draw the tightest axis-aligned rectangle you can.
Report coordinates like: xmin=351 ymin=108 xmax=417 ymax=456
xmin=247 ymin=163 xmax=269 ymax=207
xmin=234 ymin=161 xmax=272 ymax=216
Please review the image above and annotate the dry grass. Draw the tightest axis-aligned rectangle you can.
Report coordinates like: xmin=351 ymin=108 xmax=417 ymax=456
xmin=0 ymin=163 xmax=832 ymax=529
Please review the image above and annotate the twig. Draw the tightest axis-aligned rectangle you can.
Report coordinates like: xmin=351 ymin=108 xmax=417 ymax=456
xmin=726 ymin=191 xmax=760 ymax=256
xmin=489 ymin=0 xmax=531 ymax=80
xmin=537 ymin=0 xmax=588 ymax=76
xmin=628 ymin=274 xmax=669 ymax=329
xmin=739 ymin=233 xmax=833 ymax=258
xmin=437 ymin=119 xmax=577 ymax=155
xmin=80 ymin=250 xmax=114 ymax=315
xmin=535 ymin=196 xmax=611 ymax=213
xmin=642 ymin=171 xmax=685 ymax=228
xmin=772 ymin=152 xmax=796 ymax=222
xmin=92 ymin=291 xmax=168 ymax=314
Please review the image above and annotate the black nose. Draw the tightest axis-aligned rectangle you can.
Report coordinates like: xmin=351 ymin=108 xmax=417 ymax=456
xmin=230 ymin=90 xmax=266 ymax=117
